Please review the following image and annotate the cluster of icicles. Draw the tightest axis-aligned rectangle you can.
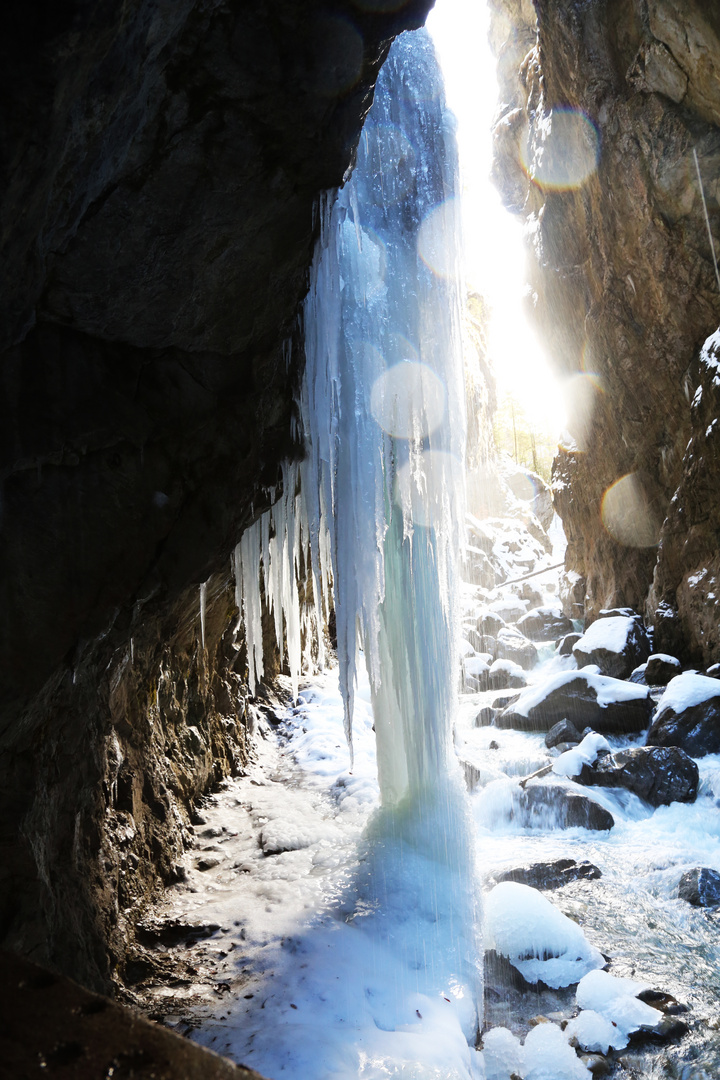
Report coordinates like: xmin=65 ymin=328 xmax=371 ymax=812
xmin=232 ymin=453 xmax=331 ymax=707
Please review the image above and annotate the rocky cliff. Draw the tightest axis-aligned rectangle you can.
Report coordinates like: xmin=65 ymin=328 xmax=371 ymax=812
xmin=490 ymin=0 xmax=720 ymax=660
xmin=0 ymin=0 xmax=432 ymax=992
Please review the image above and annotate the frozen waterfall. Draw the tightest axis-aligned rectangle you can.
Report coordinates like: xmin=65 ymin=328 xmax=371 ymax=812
xmin=236 ymin=26 xmax=482 ymax=1058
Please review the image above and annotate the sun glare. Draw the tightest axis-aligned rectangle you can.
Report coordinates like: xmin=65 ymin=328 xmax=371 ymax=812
xmin=426 ymin=0 xmax=567 ymax=441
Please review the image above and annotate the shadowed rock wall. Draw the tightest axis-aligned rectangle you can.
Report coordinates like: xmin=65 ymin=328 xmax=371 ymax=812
xmin=490 ymin=0 xmax=720 ymax=659
xmin=0 ymin=0 xmax=432 ymax=991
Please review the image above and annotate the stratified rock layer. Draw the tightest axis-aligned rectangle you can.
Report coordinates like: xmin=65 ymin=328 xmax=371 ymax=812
xmin=489 ymin=0 xmax=720 ymax=661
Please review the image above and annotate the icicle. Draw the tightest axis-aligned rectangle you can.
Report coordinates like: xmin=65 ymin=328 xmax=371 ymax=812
xmin=199 ymin=581 xmax=207 ymax=650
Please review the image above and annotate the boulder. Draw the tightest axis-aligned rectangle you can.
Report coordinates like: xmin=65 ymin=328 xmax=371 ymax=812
xmin=488 ymin=659 xmax=527 ymax=691
xmin=677 ymin=867 xmax=720 ymax=907
xmin=644 ymin=654 xmax=682 ymax=686
xmin=518 ymin=786 xmax=614 ymax=831
xmin=629 ymin=663 xmax=647 ymax=684
xmin=474 ymin=706 xmax=496 ymax=727
xmin=578 ymin=746 xmax=699 ymax=807
xmin=493 ymin=857 xmax=601 ymax=891
xmin=487 ymin=596 xmax=528 ymax=623
xmin=462 ymin=654 xmax=490 ymax=692
xmin=495 ymin=627 xmax=539 ymax=670
xmin=573 ymin=616 xmax=651 ymax=680
xmin=557 ymin=632 xmax=582 ymax=656
xmin=517 ymin=606 xmax=574 ymax=642
xmin=646 ymin=672 xmax=720 ymax=756
xmin=492 ymin=691 xmax=522 ymax=711
xmin=706 ymin=663 xmax=720 ymax=680
xmin=476 ymin=610 xmax=507 ymax=637
xmin=545 ymin=718 xmax=582 ymax=749
xmin=497 ymin=670 xmax=653 ymax=734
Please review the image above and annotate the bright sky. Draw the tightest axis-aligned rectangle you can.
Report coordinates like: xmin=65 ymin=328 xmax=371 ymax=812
xmin=426 ymin=0 xmax=567 ymax=437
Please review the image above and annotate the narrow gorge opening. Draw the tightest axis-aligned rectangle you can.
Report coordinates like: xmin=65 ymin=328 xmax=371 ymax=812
xmin=3 ymin=2 xmax=720 ymax=1079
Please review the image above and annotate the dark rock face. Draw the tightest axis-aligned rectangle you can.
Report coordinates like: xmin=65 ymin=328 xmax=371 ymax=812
xmin=517 ymin=785 xmax=615 ymax=831
xmin=647 ymin=693 xmax=720 ymax=756
xmin=578 ymin=746 xmax=699 ymax=807
xmin=498 ymin=673 xmax=653 ymax=734
xmin=545 ymin=718 xmax=581 ymax=749
xmin=572 ymin=615 xmax=651 ymax=680
xmin=678 ymin=867 xmax=720 ymax=907
xmin=489 ymin=0 xmax=720 ymax=656
xmin=0 ymin=0 xmax=433 ymax=991
xmin=517 ymin=606 xmax=574 ymax=642
xmin=493 ymin=857 xmax=601 ymax=890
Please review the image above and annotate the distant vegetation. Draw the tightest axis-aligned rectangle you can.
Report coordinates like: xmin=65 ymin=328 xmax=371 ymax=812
xmin=493 ymin=389 xmax=557 ymax=483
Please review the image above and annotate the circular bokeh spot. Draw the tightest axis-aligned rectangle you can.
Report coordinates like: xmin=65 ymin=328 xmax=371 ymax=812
xmin=601 ymin=473 xmax=662 ymax=548
xmin=521 ymin=108 xmax=600 ymax=191
xmin=417 ymin=199 xmax=460 ymax=280
xmin=370 ymin=361 xmax=446 ymax=439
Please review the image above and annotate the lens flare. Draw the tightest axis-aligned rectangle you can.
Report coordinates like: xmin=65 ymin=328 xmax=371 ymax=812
xmin=370 ymin=361 xmax=446 ymax=439
xmin=394 ymin=450 xmax=463 ymax=528
xmin=601 ymin=473 xmax=662 ymax=548
xmin=559 ymin=372 xmax=604 ymax=451
xmin=417 ymin=199 xmax=460 ymax=279
xmin=521 ymin=108 xmax=600 ymax=191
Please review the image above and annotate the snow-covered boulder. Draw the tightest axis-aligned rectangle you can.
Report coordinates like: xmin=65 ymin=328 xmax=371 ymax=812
xmin=476 ymin=609 xmax=506 ymax=637
xmin=517 ymin=605 xmax=574 ymax=642
xmin=495 ymin=626 xmax=538 ymax=670
xmin=557 ymin=631 xmax=582 ymax=656
xmin=644 ymin=653 xmax=682 ymax=686
xmin=572 ymin=615 xmax=651 ymax=680
xmin=646 ymin=672 xmax=720 ymax=756
xmin=496 ymin=670 xmax=653 ymax=734
xmin=484 ymin=881 xmax=605 ymax=988
xmin=576 ymin=745 xmax=699 ymax=807
xmin=488 ymin=658 xmax=527 ymax=691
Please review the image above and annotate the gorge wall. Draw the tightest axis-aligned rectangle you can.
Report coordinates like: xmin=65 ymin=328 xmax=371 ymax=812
xmin=490 ymin=0 xmax=720 ymax=662
xmin=0 ymin=0 xmax=432 ymax=993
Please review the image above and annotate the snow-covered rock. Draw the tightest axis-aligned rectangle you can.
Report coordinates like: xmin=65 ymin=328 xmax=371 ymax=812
xmin=517 ymin=605 xmax=574 ymax=642
xmin=577 ymin=745 xmax=699 ymax=807
xmin=495 ymin=626 xmax=538 ymax=670
xmin=488 ymin=658 xmax=527 ymax=691
xmin=644 ymin=653 xmax=682 ymax=686
xmin=484 ymin=881 xmax=605 ymax=989
xmin=646 ymin=672 xmax=720 ymax=756
xmin=572 ymin=615 xmax=651 ymax=680
xmin=496 ymin=669 xmax=653 ymax=734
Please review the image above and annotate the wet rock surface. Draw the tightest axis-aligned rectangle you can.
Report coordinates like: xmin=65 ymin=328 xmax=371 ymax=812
xmin=516 ymin=785 xmax=615 ymax=832
xmin=578 ymin=746 xmax=699 ymax=807
xmin=644 ymin=654 xmax=682 ymax=686
xmin=677 ymin=867 xmax=720 ymax=907
xmin=493 ymin=858 xmax=602 ymax=891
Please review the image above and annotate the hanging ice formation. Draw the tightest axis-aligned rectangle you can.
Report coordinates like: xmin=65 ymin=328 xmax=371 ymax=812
xmin=235 ymin=27 xmax=480 ymax=1039
xmin=236 ymin=28 xmax=466 ymax=794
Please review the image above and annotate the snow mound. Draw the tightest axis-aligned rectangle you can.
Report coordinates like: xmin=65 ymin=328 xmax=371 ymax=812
xmin=654 ymin=672 xmax=720 ymax=718
xmin=484 ymin=881 xmax=605 ymax=988
xmin=575 ymin=969 xmax=662 ymax=1044
xmin=553 ymin=732 xmax=611 ymax=778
